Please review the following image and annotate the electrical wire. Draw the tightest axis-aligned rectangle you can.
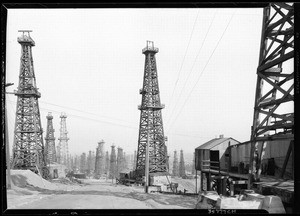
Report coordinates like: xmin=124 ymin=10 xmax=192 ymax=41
xmin=165 ymin=9 xmax=218 ymax=126
xmin=167 ymin=9 xmax=200 ymax=112
xmin=167 ymin=10 xmax=237 ymax=133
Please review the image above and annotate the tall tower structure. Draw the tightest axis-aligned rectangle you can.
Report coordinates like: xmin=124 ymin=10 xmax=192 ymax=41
xmin=109 ymin=145 xmax=117 ymax=179
xmin=172 ymin=150 xmax=179 ymax=176
xmin=57 ymin=112 xmax=69 ymax=166
xmin=87 ymin=150 xmax=92 ymax=175
xmin=95 ymin=140 xmax=105 ymax=177
xmin=136 ymin=41 xmax=168 ymax=176
xmin=105 ymin=151 xmax=110 ymax=176
xmin=179 ymin=150 xmax=186 ymax=177
xmin=133 ymin=150 xmax=137 ymax=169
xmin=192 ymin=152 xmax=195 ymax=175
xmin=11 ymin=31 xmax=48 ymax=178
xmin=80 ymin=152 xmax=86 ymax=173
xmin=45 ymin=112 xmax=56 ymax=164
xmin=249 ymin=3 xmax=294 ymax=186
xmin=116 ymin=147 xmax=124 ymax=177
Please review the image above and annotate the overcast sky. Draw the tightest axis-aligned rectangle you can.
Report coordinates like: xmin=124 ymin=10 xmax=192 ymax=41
xmin=6 ymin=8 xmax=264 ymax=158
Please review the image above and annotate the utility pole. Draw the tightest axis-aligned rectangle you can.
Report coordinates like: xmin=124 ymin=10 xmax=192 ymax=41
xmin=5 ymin=83 xmax=14 ymax=189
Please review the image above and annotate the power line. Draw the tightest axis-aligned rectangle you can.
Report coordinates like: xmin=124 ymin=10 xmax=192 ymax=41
xmin=166 ymin=10 xmax=218 ymax=126
xmin=6 ymin=99 xmax=211 ymax=140
xmin=6 ymin=99 xmax=138 ymax=130
xmin=38 ymin=100 xmax=135 ymax=125
xmin=5 ymin=94 xmax=136 ymax=126
xmin=167 ymin=9 xmax=200 ymax=112
xmin=167 ymin=10 xmax=236 ymax=133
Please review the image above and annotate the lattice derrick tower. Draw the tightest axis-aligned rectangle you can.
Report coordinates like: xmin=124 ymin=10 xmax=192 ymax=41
xmin=172 ymin=150 xmax=179 ymax=176
xmin=45 ymin=112 xmax=56 ymax=164
xmin=57 ymin=112 xmax=69 ymax=166
xmin=249 ymin=3 xmax=294 ymax=186
xmin=116 ymin=147 xmax=123 ymax=177
xmin=11 ymin=31 xmax=48 ymax=178
xmin=95 ymin=140 xmax=105 ymax=177
xmin=109 ymin=145 xmax=117 ymax=179
xmin=179 ymin=150 xmax=186 ymax=177
xmin=136 ymin=41 xmax=167 ymax=176
xmin=105 ymin=151 xmax=110 ymax=176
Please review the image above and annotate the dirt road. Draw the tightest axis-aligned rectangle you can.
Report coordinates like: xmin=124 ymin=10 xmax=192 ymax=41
xmin=7 ymin=178 xmax=197 ymax=209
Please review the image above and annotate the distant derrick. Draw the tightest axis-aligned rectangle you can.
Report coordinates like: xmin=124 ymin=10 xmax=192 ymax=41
xmin=136 ymin=41 xmax=168 ymax=176
xmin=57 ymin=113 xmax=69 ymax=167
xmin=80 ymin=152 xmax=87 ymax=174
xmin=179 ymin=150 xmax=186 ymax=177
xmin=95 ymin=140 xmax=105 ymax=178
xmin=192 ymin=152 xmax=195 ymax=175
xmin=87 ymin=150 xmax=92 ymax=175
xmin=109 ymin=145 xmax=117 ymax=179
xmin=105 ymin=151 xmax=110 ymax=176
xmin=116 ymin=147 xmax=124 ymax=177
xmin=11 ymin=31 xmax=48 ymax=178
xmin=45 ymin=112 xmax=56 ymax=164
xmin=172 ymin=150 xmax=179 ymax=176
xmin=133 ymin=150 xmax=137 ymax=170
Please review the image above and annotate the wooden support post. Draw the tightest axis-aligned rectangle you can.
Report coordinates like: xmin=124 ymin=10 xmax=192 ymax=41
xmin=230 ymin=182 xmax=234 ymax=196
xmin=195 ymin=170 xmax=197 ymax=193
xmin=200 ymin=171 xmax=204 ymax=191
xmin=257 ymin=141 xmax=267 ymax=180
xmin=280 ymin=140 xmax=293 ymax=178
xmin=208 ymin=172 xmax=211 ymax=191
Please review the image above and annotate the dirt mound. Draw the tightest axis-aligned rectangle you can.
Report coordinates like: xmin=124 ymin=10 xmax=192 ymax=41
xmin=11 ymin=170 xmax=56 ymax=190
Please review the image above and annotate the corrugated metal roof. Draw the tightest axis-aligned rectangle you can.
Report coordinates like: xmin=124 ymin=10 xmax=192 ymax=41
xmin=195 ymin=138 xmax=231 ymax=150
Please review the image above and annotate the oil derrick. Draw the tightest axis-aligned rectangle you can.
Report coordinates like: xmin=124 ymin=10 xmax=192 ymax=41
xmin=11 ymin=31 xmax=48 ymax=178
xmin=57 ymin=113 xmax=69 ymax=167
xmin=91 ymin=151 xmax=95 ymax=173
xmin=136 ymin=41 xmax=168 ymax=176
xmin=123 ymin=152 xmax=128 ymax=170
xmin=95 ymin=140 xmax=105 ymax=177
xmin=80 ymin=152 xmax=87 ymax=174
xmin=133 ymin=150 xmax=137 ymax=169
xmin=249 ymin=3 xmax=294 ymax=186
xmin=116 ymin=147 xmax=123 ymax=177
xmin=74 ymin=155 xmax=80 ymax=171
xmin=87 ymin=150 xmax=92 ymax=175
xmin=172 ymin=150 xmax=179 ymax=176
xmin=109 ymin=145 xmax=117 ymax=179
xmin=179 ymin=150 xmax=186 ymax=177
xmin=192 ymin=152 xmax=195 ymax=175
xmin=45 ymin=112 xmax=56 ymax=164
xmin=105 ymin=151 xmax=110 ymax=176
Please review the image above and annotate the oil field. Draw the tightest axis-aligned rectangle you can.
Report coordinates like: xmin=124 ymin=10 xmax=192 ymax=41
xmin=2 ymin=3 xmax=295 ymax=214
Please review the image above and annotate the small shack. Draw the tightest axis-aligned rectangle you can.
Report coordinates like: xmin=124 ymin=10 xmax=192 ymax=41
xmin=48 ymin=162 xmax=67 ymax=179
xmin=195 ymin=135 xmax=240 ymax=171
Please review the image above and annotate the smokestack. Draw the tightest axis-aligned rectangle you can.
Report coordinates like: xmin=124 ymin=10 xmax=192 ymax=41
xmin=219 ymin=134 xmax=224 ymax=138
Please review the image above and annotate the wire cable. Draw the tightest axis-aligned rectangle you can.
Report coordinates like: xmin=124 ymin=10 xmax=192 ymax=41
xmin=165 ymin=9 xmax=218 ymax=126
xmin=167 ymin=10 xmax=236 ymax=133
xmin=167 ymin=9 xmax=200 ymax=112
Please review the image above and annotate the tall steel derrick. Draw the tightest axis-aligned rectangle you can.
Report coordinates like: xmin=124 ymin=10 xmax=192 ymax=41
xmin=57 ymin=112 xmax=69 ymax=167
xmin=45 ymin=112 xmax=56 ymax=164
xmin=136 ymin=41 xmax=168 ymax=176
xmin=11 ymin=31 xmax=48 ymax=178
xmin=95 ymin=140 xmax=105 ymax=177
xmin=249 ymin=3 xmax=294 ymax=186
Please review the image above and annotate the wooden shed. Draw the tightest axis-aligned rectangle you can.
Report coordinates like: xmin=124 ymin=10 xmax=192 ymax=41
xmin=228 ymin=139 xmax=293 ymax=179
xmin=195 ymin=135 xmax=240 ymax=171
